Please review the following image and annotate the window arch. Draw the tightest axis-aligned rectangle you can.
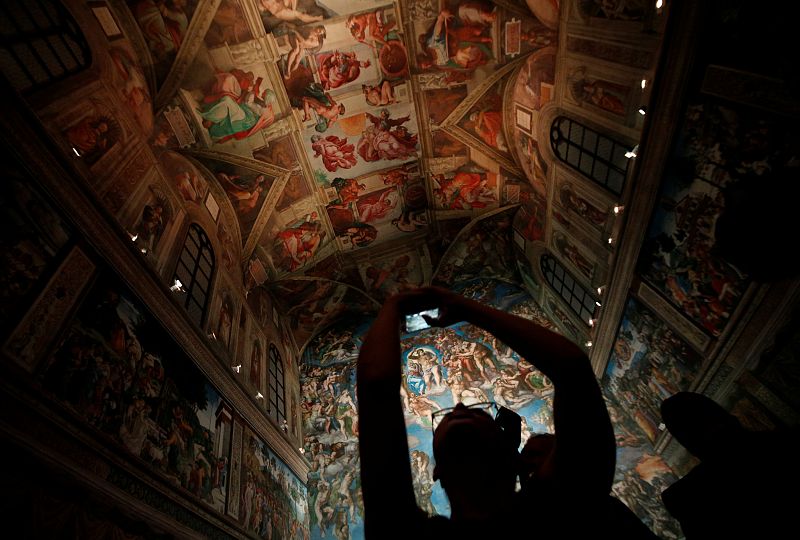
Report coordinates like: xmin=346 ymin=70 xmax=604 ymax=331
xmin=541 ymin=253 xmax=597 ymax=325
xmin=268 ymin=344 xmax=285 ymax=426
xmin=550 ymin=116 xmax=629 ymax=195
xmin=174 ymin=224 xmax=214 ymax=326
xmin=0 ymin=0 xmax=91 ymax=93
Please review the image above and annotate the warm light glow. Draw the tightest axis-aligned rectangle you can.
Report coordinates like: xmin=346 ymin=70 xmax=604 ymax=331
xmin=596 ymin=301 xmax=602 ymax=307
xmin=641 ymin=79 xmax=647 ymax=89
xmin=130 ymin=233 xmax=138 ymax=242
xmin=588 ymin=318 xmax=596 ymax=327
xmin=613 ymin=205 xmax=624 ymax=215
xmin=208 ymin=332 xmax=217 ymax=340
xmin=656 ymin=0 xmax=663 ymax=9
xmin=638 ymin=107 xmax=647 ymax=116
xmin=608 ymin=237 xmax=614 ymax=244
xmin=597 ymin=286 xmax=604 ymax=295
xmin=232 ymin=364 xmax=241 ymax=373
xmin=169 ymin=279 xmax=183 ymax=292
xmin=255 ymin=392 xmax=264 ymax=399
xmin=140 ymin=248 xmax=148 ymax=254
xmin=72 ymin=147 xmax=80 ymax=157
xmin=586 ymin=341 xmax=593 ymax=347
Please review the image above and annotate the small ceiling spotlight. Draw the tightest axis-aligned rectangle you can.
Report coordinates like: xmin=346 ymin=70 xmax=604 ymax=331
xmin=72 ymin=147 xmax=81 ymax=157
xmin=608 ymin=237 xmax=614 ymax=245
xmin=624 ymin=145 xmax=639 ymax=159
xmin=169 ymin=279 xmax=184 ymax=292
xmin=140 ymin=248 xmax=148 ymax=254
xmin=299 ymin=447 xmax=306 ymax=455
xmin=255 ymin=392 xmax=264 ymax=400
xmin=613 ymin=205 xmax=625 ymax=215
xmin=656 ymin=0 xmax=663 ymax=9
xmin=588 ymin=318 xmax=596 ymax=327
xmin=595 ymin=301 xmax=602 ymax=307
xmin=658 ymin=422 xmax=667 ymax=431
xmin=208 ymin=332 xmax=217 ymax=340
xmin=585 ymin=341 xmax=593 ymax=348
xmin=597 ymin=286 xmax=605 ymax=295
xmin=638 ymin=106 xmax=647 ymax=116
xmin=641 ymin=79 xmax=647 ymax=89
xmin=129 ymin=233 xmax=138 ymax=242
xmin=232 ymin=364 xmax=241 ymax=373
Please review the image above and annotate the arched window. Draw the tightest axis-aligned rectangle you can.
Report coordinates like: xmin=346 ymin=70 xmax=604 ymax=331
xmin=541 ymin=253 xmax=597 ymax=325
xmin=0 ymin=0 xmax=91 ymax=93
xmin=550 ymin=116 xmax=629 ymax=195
xmin=174 ymin=224 xmax=214 ymax=326
xmin=268 ymin=344 xmax=285 ymax=426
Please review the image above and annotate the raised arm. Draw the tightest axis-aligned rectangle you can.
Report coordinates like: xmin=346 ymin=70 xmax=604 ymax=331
xmin=418 ymin=287 xmax=615 ymax=496
xmin=356 ymin=296 xmax=423 ymax=537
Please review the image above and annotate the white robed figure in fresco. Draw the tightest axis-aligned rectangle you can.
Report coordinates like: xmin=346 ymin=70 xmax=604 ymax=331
xmin=198 ymin=69 xmax=277 ymax=143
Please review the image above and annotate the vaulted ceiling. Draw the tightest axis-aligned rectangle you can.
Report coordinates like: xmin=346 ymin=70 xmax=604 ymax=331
xmin=103 ymin=0 xmax=573 ymax=350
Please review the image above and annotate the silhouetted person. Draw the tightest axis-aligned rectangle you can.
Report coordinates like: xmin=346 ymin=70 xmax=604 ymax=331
xmin=520 ymin=433 xmax=658 ymax=539
xmin=660 ymin=392 xmax=800 ymax=539
xmin=356 ymin=287 xmax=615 ymax=539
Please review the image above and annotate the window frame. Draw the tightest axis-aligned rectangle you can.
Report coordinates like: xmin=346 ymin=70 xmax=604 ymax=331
xmin=268 ymin=344 xmax=286 ymax=427
xmin=541 ymin=253 xmax=598 ymax=325
xmin=550 ymin=116 xmax=629 ymax=195
xmin=173 ymin=224 xmax=215 ymax=327
xmin=0 ymin=0 xmax=92 ymax=93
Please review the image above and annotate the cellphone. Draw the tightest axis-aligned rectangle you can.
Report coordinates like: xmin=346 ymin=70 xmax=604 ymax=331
xmin=404 ymin=308 xmax=439 ymax=333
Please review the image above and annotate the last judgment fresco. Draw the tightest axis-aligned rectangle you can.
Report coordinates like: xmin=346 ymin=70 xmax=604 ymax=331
xmin=301 ymin=279 xmax=681 ymax=539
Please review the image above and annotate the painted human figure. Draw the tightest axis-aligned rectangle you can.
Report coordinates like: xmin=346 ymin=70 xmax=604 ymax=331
xmin=311 ymin=135 xmax=356 ymax=172
xmin=362 ymin=80 xmax=396 ymax=107
xmin=284 ymin=26 xmax=326 ymax=78
xmin=417 ymin=8 xmax=493 ymax=81
xmin=217 ymin=295 xmax=233 ymax=345
xmin=318 ymin=51 xmax=370 ymax=90
xmin=299 ymin=84 xmax=344 ymax=132
xmin=561 ymin=185 xmax=607 ymax=227
xmin=218 ymin=172 xmax=268 ymax=214
xmin=199 ymin=70 xmax=276 ymax=142
xmin=259 ymin=0 xmax=322 ymax=24
xmin=356 ymin=189 xmax=397 ymax=223
xmin=250 ymin=340 xmax=262 ymax=387
xmin=135 ymin=203 xmax=165 ymax=251
xmin=470 ymin=109 xmax=508 ymax=152
xmin=357 ymin=109 xmax=417 ymax=162
xmin=65 ymin=116 xmax=114 ymax=164
xmin=331 ymin=177 xmax=366 ymax=205
xmin=346 ymin=10 xmax=395 ymax=48
xmin=434 ymin=172 xmax=495 ymax=209
xmin=274 ymin=215 xmax=323 ymax=271
xmin=582 ymin=80 xmax=626 ymax=115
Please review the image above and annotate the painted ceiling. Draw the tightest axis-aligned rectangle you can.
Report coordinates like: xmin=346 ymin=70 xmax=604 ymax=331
xmin=122 ymin=0 xmax=560 ymax=347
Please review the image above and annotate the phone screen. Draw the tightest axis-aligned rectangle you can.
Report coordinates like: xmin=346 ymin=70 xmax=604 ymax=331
xmin=404 ymin=308 xmax=439 ymax=333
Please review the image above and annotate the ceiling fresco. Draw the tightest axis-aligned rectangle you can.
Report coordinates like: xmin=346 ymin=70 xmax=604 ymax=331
xmin=123 ymin=0 xmax=559 ymax=346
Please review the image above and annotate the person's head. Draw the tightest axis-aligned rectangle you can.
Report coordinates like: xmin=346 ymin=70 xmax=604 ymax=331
xmin=519 ymin=433 xmax=555 ymax=490
xmin=432 ymin=403 xmax=518 ymax=516
xmin=661 ymin=392 xmax=743 ymax=460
